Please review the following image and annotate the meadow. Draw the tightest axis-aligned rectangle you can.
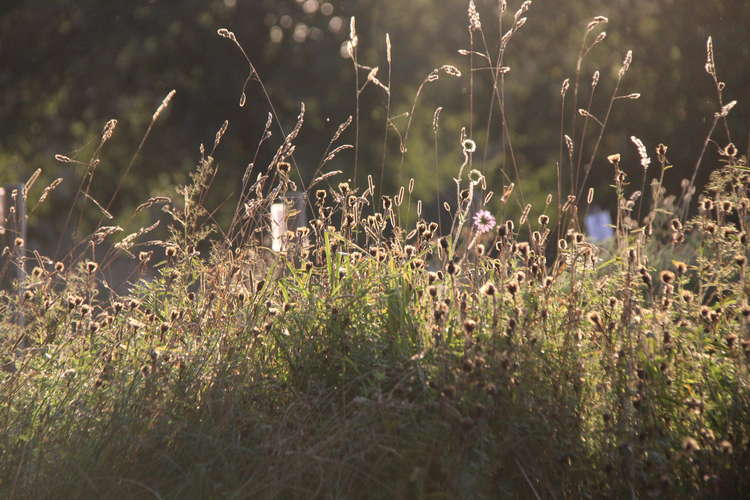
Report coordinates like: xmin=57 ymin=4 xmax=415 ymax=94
xmin=1 ymin=3 xmax=749 ymax=498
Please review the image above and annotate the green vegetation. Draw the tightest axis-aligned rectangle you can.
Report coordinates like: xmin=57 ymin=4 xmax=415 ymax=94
xmin=1 ymin=2 xmax=750 ymax=498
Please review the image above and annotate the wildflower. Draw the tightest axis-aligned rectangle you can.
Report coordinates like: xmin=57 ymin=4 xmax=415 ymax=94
xmin=474 ymin=210 xmax=496 ymax=233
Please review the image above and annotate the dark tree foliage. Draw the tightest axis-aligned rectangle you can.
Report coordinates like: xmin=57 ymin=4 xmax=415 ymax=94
xmin=0 ymin=0 xmax=748 ymax=252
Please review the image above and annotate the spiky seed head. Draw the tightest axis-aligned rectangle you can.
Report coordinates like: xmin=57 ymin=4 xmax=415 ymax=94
xmin=628 ymin=248 xmax=638 ymax=263
xmin=719 ymin=440 xmax=733 ymax=454
xmin=587 ymin=311 xmax=604 ymax=330
xmin=480 ymin=282 xmax=496 ymax=296
xmin=674 ymin=261 xmax=687 ymax=275
xmin=682 ymin=437 xmax=700 ymax=452
xmin=659 ymin=270 xmax=675 ymax=284
xmin=446 ymin=261 xmax=459 ymax=276
xmin=277 ymin=162 xmax=291 ymax=175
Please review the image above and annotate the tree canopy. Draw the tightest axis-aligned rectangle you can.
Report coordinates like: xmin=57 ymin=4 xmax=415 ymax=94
xmin=1 ymin=0 xmax=748 ymax=252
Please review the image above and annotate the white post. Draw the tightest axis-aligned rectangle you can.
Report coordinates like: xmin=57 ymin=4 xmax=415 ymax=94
xmin=270 ymin=201 xmax=287 ymax=252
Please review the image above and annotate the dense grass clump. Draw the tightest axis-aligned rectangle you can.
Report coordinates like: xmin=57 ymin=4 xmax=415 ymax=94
xmin=2 ymin=148 xmax=749 ymax=498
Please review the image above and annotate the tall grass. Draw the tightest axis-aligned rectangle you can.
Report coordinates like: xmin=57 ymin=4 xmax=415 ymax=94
xmin=1 ymin=2 xmax=749 ymax=498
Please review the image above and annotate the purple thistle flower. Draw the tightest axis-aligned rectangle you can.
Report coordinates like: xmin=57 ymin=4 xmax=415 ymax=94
xmin=473 ymin=209 xmax=496 ymax=233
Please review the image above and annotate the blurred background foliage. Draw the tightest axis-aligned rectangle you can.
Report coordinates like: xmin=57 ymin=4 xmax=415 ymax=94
xmin=0 ymin=0 xmax=748 ymax=255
